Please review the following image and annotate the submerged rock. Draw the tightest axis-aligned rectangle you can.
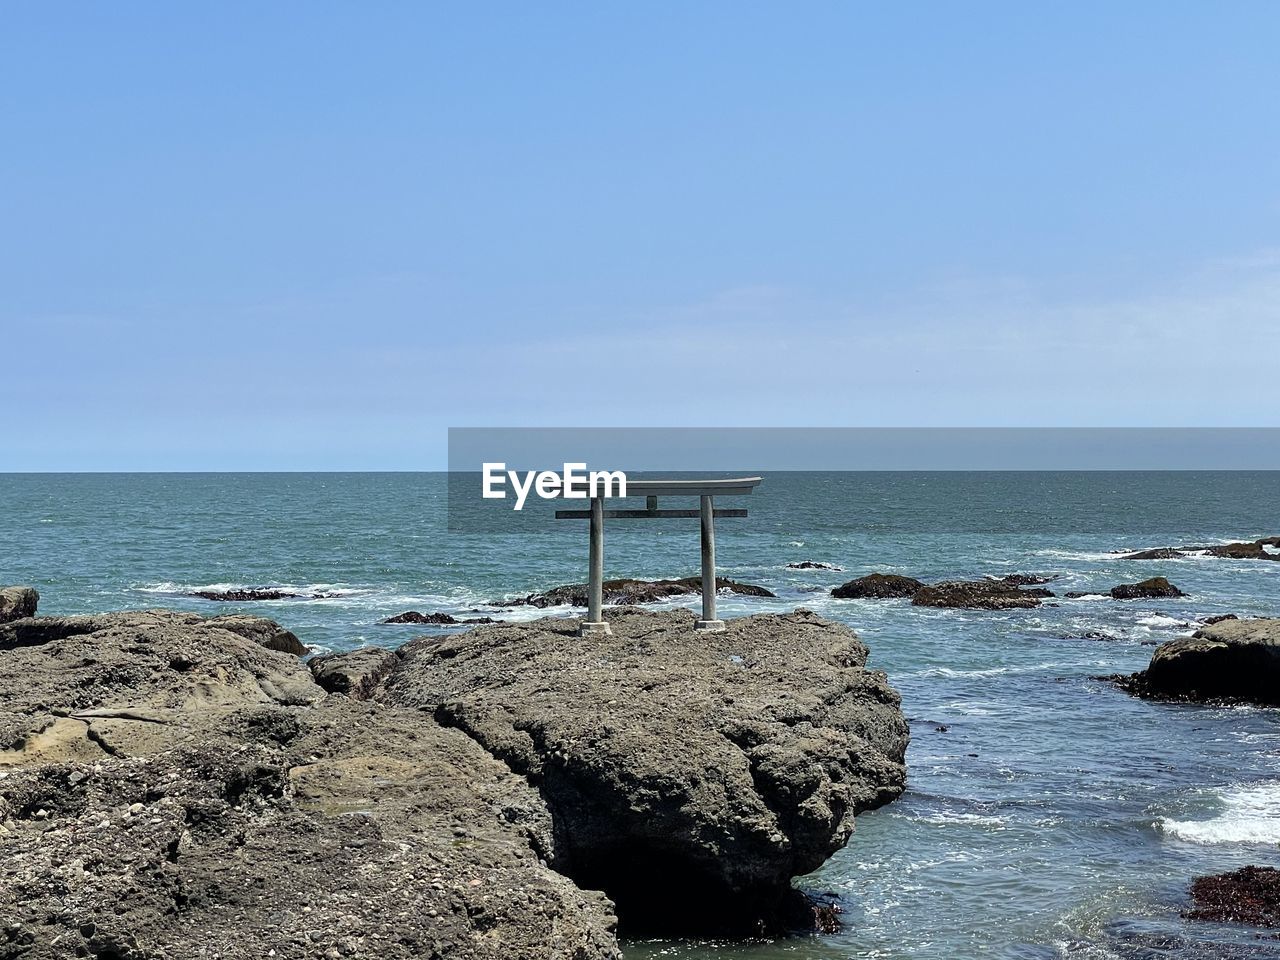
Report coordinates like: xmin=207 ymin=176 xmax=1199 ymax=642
xmin=1109 ymin=577 xmax=1185 ymax=599
xmin=0 ymin=608 xmax=620 ymax=959
xmin=912 ymin=580 xmax=1047 ymax=610
xmin=990 ymin=573 xmax=1059 ymax=586
xmin=831 ymin=573 xmax=924 ymax=600
xmin=1110 ymin=617 xmax=1280 ymax=706
xmin=380 ymin=611 xmax=498 ymax=625
xmin=189 ymin=587 xmax=336 ymax=601
xmin=496 ymin=576 xmax=776 ymax=608
xmin=378 ymin=608 xmax=908 ymax=936
xmin=1203 ymin=537 xmax=1280 ymax=560
xmin=786 ymin=561 xmax=843 ymax=571
xmin=1121 ymin=536 xmax=1280 ymax=561
xmin=0 ymin=586 xmax=38 ymax=624
xmin=1185 ymin=865 xmax=1280 ymax=927
xmin=1121 ymin=547 xmax=1186 ymax=560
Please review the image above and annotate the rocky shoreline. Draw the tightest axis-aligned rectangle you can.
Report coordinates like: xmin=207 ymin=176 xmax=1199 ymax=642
xmin=0 ymin=592 xmax=906 ymax=956
xmin=494 ymin=576 xmax=776 ymax=608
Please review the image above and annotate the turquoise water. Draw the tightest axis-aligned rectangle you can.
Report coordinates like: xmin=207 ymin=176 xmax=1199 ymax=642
xmin=3 ymin=472 xmax=1280 ymax=958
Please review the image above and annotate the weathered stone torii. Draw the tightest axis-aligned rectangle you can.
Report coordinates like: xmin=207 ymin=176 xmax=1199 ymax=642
xmin=555 ymin=477 xmax=763 ymax=635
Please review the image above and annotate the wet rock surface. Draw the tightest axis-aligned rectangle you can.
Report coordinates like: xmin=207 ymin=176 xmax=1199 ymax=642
xmin=0 ymin=608 xmax=620 ymax=959
xmin=912 ymin=580 xmax=1049 ymax=609
xmin=496 ymin=577 xmax=776 ymax=608
xmin=786 ymin=561 xmax=843 ymax=570
xmin=1109 ymin=577 xmax=1186 ymax=600
xmin=377 ymin=607 xmax=908 ymax=936
xmin=0 ymin=586 xmax=38 ymax=624
xmin=1120 ymin=536 xmax=1280 ymax=561
xmin=831 ymin=574 xmax=1055 ymax=606
xmin=1185 ymin=866 xmax=1280 ymax=927
xmin=188 ymin=588 xmax=338 ymax=601
xmin=1109 ymin=617 xmax=1280 ymax=706
xmin=381 ymin=611 xmax=498 ymax=625
xmin=831 ymin=573 xmax=924 ymax=599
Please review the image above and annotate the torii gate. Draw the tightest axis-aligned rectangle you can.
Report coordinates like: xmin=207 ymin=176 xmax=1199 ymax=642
xmin=555 ymin=477 xmax=763 ymax=635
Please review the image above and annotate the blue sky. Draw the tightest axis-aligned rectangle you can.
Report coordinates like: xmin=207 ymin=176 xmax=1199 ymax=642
xmin=3 ymin=2 xmax=1279 ymax=469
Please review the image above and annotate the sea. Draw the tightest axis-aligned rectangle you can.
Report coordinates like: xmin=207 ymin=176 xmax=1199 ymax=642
xmin=3 ymin=471 xmax=1279 ymax=959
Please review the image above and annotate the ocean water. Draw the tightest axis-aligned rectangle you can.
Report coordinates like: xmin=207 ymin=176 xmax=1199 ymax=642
xmin=3 ymin=471 xmax=1280 ymax=959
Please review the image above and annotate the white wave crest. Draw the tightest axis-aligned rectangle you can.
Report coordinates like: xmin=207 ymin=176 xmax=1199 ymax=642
xmin=1158 ymin=782 xmax=1280 ymax=845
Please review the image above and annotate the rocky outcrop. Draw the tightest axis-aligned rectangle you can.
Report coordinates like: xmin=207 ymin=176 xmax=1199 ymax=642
xmin=189 ymin=588 xmax=337 ymax=601
xmin=1204 ymin=537 xmax=1280 ymax=560
xmin=831 ymin=573 xmax=924 ymax=600
xmin=1110 ymin=617 xmax=1280 ymax=705
xmin=377 ymin=608 xmax=908 ymax=936
xmin=1109 ymin=577 xmax=1185 ymax=599
xmin=0 ymin=608 xmax=620 ymax=959
xmin=203 ymin=613 xmax=309 ymax=654
xmin=381 ymin=611 xmax=498 ymax=625
xmin=786 ymin=561 xmax=843 ymax=571
xmin=309 ymin=645 xmax=399 ymax=699
xmin=1121 ymin=547 xmax=1185 ymax=560
xmin=991 ymin=573 xmax=1058 ymax=586
xmin=0 ymin=586 xmax=38 ymax=623
xmin=0 ymin=600 xmax=907 ymax=948
xmin=912 ymin=580 xmax=1048 ymax=610
xmin=497 ymin=577 xmax=776 ymax=608
xmin=1121 ymin=536 xmax=1280 ymax=561
xmin=1185 ymin=866 xmax=1280 ymax=927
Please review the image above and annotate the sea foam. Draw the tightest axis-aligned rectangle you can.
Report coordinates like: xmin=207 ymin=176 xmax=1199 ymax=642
xmin=1159 ymin=782 xmax=1280 ymax=845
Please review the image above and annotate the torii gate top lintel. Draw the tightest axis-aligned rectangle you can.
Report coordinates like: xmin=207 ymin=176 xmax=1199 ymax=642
xmin=554 ymin=476 xmax=763 ymax=636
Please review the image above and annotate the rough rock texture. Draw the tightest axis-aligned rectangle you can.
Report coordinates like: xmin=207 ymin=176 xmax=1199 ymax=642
xmin=0 ymin=609 xmax=620 ymax=959
xmin=381 ymin=611 xmax=498 ymax=625
xmin=376 ymin=607 xmax=908 ymax=935
xmin=1109 ymin=577 xmax=1186 ymax=600
xmin=204 ymin=613 xmax=310 ymax=654
xmin=911 ymin=580 xmax=1047 ymax=610
xmin=0 ymin=586 xmax=38 ymax=624
xmin=1185 ymin=866 xmax=1280 ymax=927
xmin=1121 ymin=537 xmax=1280 ymax=561
xmin=310 ymin=645 xmax=400 ymax=700
xmin=497 ymin=577 xmax=776 ymax=609
xmin=1111 ymin=617 xmax=1280 ymax=706
xmin=831 ymin=573 xmax=924 ymax=600
xmin=786 ymin=562 xmax=843 ymax=571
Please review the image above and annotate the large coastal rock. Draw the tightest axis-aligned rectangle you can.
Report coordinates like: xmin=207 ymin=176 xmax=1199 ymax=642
xmin=1112 ymin=617 xmax=1280 ymax=705
xmin=831 ymin=573 xmax=923 ymax=599
xmin=0 ymin=586 xmax=38 ymax=623
xmin=0 ymin=608 xmax=620 ymax=959
xmin=912 ymin=580 xmax=1048 ymax=610
xmin=375 ymin=608 xmax=908 ymax=934
xmin=496 ymin=577 xmax=775 ymax=608
xmin=1 ymin=597 xmax=908 ymax=948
